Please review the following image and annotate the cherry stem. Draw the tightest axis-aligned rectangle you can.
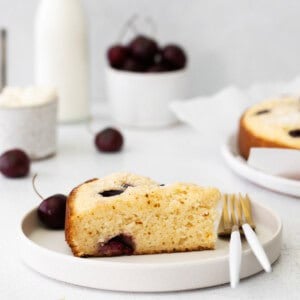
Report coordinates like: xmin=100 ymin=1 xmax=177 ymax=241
xmin=32 ymin=174 xmax=44 ymax=200
xmin=144 ymin=16 xmax=157 ymax=38
xmin=118 ymin=14 xmax=139 ymax=43
xmin=117 ymin=15 xmax=158 ymax=43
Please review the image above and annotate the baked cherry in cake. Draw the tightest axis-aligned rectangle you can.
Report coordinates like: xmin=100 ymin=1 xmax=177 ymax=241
xmin=289 ymin=129 xmax=300 ymax=138
xmin=98 ymin=234 xmax=134 ymax=256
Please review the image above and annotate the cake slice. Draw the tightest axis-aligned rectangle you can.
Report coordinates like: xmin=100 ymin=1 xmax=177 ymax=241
xmin=65 ymin=173 xmax=220 ymax=257
xmin=239 ymin=97 xmax=300 ymax=159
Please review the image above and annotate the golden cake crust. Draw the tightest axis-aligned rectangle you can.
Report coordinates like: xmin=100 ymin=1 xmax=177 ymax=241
xmin=65 ymin=178 xmax=98 ymax=257
xmin=238 ymin=114 xmax=291 ymax=159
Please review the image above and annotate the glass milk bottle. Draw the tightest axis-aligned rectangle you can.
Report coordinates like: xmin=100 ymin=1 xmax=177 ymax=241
xmin=35 ymin=0 xmax=89 ymax=122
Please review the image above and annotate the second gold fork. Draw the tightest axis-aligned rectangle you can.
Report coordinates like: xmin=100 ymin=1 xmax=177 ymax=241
xmin=218 ymin=194 xmax=271 ymax=288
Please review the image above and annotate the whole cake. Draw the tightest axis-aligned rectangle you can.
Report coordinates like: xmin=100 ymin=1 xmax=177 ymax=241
xmin=238 ymin=97 xmax=300 ymax=159
xmin=65 ymin=173 xmax=220 ymax=257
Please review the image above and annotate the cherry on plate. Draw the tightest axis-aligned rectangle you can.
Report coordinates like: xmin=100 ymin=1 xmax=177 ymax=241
xmin=95 ymin=127 xmax=124 ymax=153
xmin=33 ymin=174 xmax=67 ymax=230
xmin=0 ymin=149 xmax=30 ymax=178
xmin=162 ymin=45 xmax=187 ymax=70
xmin=38 ymin=194 xmax=67 ymax=229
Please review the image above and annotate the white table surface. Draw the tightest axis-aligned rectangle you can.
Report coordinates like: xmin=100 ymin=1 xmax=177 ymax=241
xmin=1 ymin=111 xmax=299 ymax=300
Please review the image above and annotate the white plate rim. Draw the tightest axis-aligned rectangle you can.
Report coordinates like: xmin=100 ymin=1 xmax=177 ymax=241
xmin=221 ymin=134 xmax=300 ymax=197
xmin=19 ymin=201 xmax=282 ymax=292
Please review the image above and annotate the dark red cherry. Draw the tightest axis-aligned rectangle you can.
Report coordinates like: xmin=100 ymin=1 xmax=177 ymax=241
xmin=289 ymin=129 xmax=300 ymax=137
xmin=255 ymin=109 xmax=271 ymax=115
xmin=107 ymin=45 xmax=128 ymax=69
xmin=98 ymin=234 xmax=134 ymax=256
xmin=95 ymin=127 xmax=124 ymax=153
xmin=33 ymin=174 xmax=67 ymax=230
xmin=99 ymin=190 xmax=124 ymax=197
xmin=122 ymin=58 xmax=146 ymax=72
xmin=38 ymin=194 xmax=67 ymax=229
xmin=162 ymin=45 xmax=187 ymax=70
xmin=129 ymin=35 xmax=158 ymax=64
xmin=0 ymin=149 xmax=30 ymax=178
xmin=147 ymin=64 xmax=169 ymax=72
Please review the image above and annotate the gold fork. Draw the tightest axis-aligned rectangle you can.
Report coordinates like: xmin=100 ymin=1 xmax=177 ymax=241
xmin=218 ymin=194 xmax=242 ymax=288
xmin=218 ymin=194 xmax=272 ymax=288
xmin=218 ymin=194 xmax=255 ymax=237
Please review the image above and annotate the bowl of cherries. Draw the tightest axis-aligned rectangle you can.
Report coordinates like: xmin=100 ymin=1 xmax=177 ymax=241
xmin=106 ymin=35 xmax=189 ymax=128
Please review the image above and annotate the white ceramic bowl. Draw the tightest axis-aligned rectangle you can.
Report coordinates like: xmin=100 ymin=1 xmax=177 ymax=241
xmin=0 ymin=99 xmax=57 ymax=160
xmin=105 ymin=66 xmax=189 ymax=128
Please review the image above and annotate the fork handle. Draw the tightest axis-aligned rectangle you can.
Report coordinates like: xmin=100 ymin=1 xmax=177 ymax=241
xmin=242 ymin=223 xmax=272 ymax=273
xmin=229 ymin=229 xmax=242 ymax=288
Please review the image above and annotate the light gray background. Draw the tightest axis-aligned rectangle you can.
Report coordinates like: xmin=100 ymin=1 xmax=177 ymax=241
xmin=0 ymin=0 xmax=300 ymax=101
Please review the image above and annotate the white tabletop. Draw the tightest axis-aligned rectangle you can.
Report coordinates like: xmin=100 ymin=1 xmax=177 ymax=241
xmin=1 ymin=113 xmax=299 ymax=300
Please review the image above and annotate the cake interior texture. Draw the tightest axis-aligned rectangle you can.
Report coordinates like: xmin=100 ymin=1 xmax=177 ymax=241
xmin=239 ymin=97 xmax=300 ymax=158
xmin=65 ymin=173 xmax=220 ymax=257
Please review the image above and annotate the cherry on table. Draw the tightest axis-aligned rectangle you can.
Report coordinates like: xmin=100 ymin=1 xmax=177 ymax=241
xmin=95 ymin=127 xmax=124 ymax=153
xmin=33 ymin=174 xmax=67 ymax=230
xmin=0 ymin=149 xmax=30 ymax=178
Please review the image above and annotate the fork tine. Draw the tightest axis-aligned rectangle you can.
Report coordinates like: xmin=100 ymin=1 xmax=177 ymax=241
xmin=229 ymin=195 xmax=237 ymax=226
xmin=217 ymin=198 xmax=225 ymax=235
xmin=245 ymin=194 xmax=256 ymax=229
xmin=223 ymin=194 xmax=231 ymax=232
xmin=218 ymin=194 xmax=231 ymax=236
xmin=223 ymin=194 xmax=231 ymax=231
xmin=235 ymin=194 xmax=243 ymax=227
xmin=240 ymin=194 xmax=256 ymax=230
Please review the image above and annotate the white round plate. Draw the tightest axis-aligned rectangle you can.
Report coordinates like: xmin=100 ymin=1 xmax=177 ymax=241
xmin=222 ymin=134 xmax=300 ymax=197
xmin=20 ymin=200 xmax=282 ymax=292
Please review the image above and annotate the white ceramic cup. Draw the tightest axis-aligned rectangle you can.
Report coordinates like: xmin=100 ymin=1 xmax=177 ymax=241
xmin=0 ymin=99 xmax=57 ymax=160
xmin=105 ymin=66 xmax=189 ymax=128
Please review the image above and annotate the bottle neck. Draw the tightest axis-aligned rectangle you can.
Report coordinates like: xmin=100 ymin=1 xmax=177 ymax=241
xmin=38 ymin=0 xmax=83 ymax=13
xmin=40 ymin=0 xmax=81 ymax=5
